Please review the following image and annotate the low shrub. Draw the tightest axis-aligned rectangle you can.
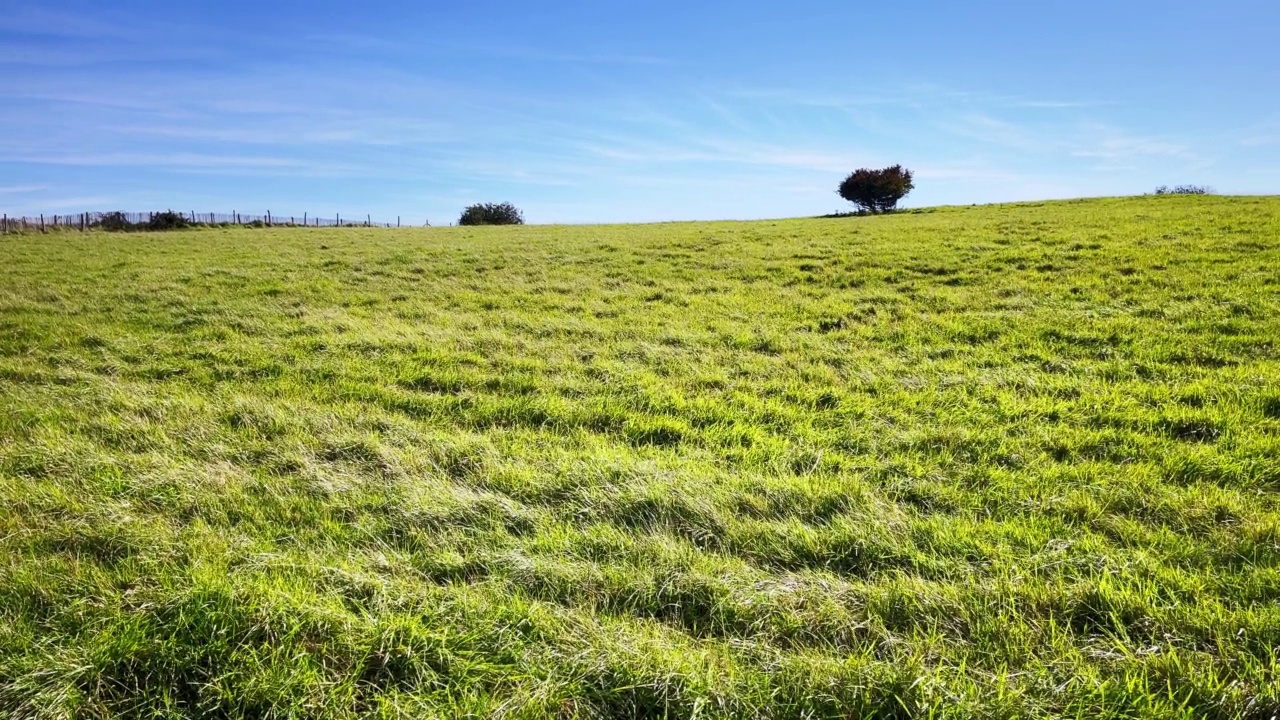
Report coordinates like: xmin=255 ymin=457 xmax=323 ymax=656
xmin=459 ymin=203 xmax=524 ymax=226
xmin=95 ymin=212 xmax=134 ymax=232
xmin=146 ymin=211 xmax=190 ymax=231
xmin=1153 ymin=185 xmax=1212 ymax=195
xmin=92 ymin=211 xmax=192 ymax=232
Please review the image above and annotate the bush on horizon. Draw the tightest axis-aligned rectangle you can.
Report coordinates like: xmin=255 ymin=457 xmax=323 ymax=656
xmin=837 ymin=165 xmax=915 ymax=214
xmin=459 ymin=202 xmax=524 ymax=226
xmin=1153 ymin=185 xmax=1213 ymax=195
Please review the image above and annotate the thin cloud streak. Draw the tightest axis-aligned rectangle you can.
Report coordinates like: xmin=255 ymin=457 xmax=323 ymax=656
xmin=2 ymin=196 xmax=118 ymax=212
xmin=1 ymin=6 xmax=142 ymax=40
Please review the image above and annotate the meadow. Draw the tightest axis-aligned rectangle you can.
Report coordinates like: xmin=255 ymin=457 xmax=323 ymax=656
xmin=0 ymin=195 xmax=1277 ymax=718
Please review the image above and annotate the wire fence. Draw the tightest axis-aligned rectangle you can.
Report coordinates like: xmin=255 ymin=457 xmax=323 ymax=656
xmin=0 ymin=210 xmax=425 ymax=233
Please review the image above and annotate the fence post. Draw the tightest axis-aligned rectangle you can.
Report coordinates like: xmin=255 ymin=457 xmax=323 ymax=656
xmin=40 ymin=214 xmax=44 ymax=232
xmin=303 ymin=212 xmax=307 ymax=226
xmin=2 ymin=213 xmax=6 ymax=234
xmin=336 ymin=213 xmax=340 ymax=226
xmin=267 ymin=210 xmax=272 ymax=226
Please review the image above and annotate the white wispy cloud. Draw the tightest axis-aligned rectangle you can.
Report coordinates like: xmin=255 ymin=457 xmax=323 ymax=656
xmin=107 ymin=119 xmax=459 ymax=147
xmin=1241 ymin=135 xmax=1278 ymax=147
xmin=938 ymin=113 xmax=1049 ymax=152
xmin=1012 ymin=100 xmax=1104 ymax=109
xmin=1 ymin=5 xmax=141 ymax=39
xmin=0 ymin=151 xmax=365 ymax=178
xmin=580 ymin=141 xmax=869 ymax=175
xmin=289 ymin=33 xmax=676 ymax=67
xmin=1239 ymin=120 xmax=1280 ymax=147
xmin=913 ymin=165 xmax=1026 ymax=182
xmin=3 ymin=196 xmax=118 ymax=212
xmin=467 ymin=45 xmax=675 ymax=66
xmin=3 ymin=152 xmax=309 ymax=168
xmin=1070 ymin=125 xmax=1189 ymax=159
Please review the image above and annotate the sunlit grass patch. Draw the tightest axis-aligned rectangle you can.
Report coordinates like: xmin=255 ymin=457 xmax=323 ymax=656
xmin=0 ymin=195 xmax=1278 ymax=718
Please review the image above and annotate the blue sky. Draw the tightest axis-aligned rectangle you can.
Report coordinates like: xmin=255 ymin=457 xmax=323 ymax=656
xmin=2 ymin=0 xmax=1278 ymax=223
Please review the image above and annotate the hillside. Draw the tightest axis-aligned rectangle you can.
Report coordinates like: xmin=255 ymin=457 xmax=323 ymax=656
xmin=1 ymin=196 xmax=1278 ymax=718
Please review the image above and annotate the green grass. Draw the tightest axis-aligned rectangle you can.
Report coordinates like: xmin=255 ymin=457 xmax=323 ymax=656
xmin=1 ymin=195 xmax=1278 ymax=718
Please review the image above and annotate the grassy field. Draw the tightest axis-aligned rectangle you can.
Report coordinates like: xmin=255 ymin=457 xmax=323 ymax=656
xmin=1 ymin=195 xmax=1278 ymax=718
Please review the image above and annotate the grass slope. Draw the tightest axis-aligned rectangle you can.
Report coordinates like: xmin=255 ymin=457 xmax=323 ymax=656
xmin=1 ymin=196 xmax=1278 ymax=719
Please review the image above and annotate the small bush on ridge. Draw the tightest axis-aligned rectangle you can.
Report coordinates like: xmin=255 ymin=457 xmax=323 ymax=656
xmin=459 ymin=203 xmax=524 ymax=226
xmin=1153 ymin=185 xmax=1213 ymax=195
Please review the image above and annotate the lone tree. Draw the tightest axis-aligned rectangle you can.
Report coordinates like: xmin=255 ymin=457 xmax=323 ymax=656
xmin=458 ymin=202 xmax=524 ymax=226
xmin=837 ymin=165 xmax=914 ymax=214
